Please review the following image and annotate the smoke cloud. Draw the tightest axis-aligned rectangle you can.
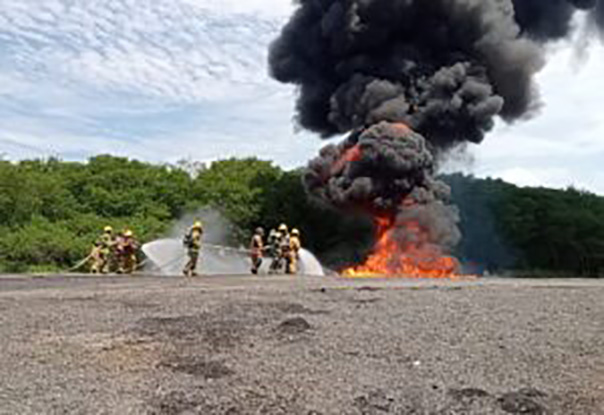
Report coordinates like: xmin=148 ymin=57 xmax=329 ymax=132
xmin=269 ymin=0 xmax=602 ymax=269
xmin=270 ymin=1 xmax=602 ymax=146
xmin=513 ymin=0 xmax=604 ymax=41
xmin=305 ymin=122 xmax=461 ymax=257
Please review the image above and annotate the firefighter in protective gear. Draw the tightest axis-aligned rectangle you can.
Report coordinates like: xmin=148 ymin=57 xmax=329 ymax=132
xmin=95 ymin=226 xmax=116 ymax=274
xmin=117 ymin=230 xmax=139 ymax=274
xmin=267 ymin=229 xmax=282 ymax=274
xmin=183 ymin=221 xmax=203 ymax=277
xmin=250 ymin=227 xmax=265 ymax=275
xmin=278 ymin=225 xmax=291 ymax=274
xmin=287 ymin=228 xmax=302 ymax=275
xmin=89 ymin=242 xmax=104 ymax=274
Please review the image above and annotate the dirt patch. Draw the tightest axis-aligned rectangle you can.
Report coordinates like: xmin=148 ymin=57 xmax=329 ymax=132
xmin=353 ymin=391 xmax=395 ymax=413
xmin=149 ymin=388 xmax=303 ymax=415
xmin=148 ymin=391 xmax=203 ymax=415
xmin=270 ymin=302 xmax=328 ymax=315
xmin=135 ymin=315 xmax=243 ymax=349
xmin=277 ymin=317 xmax=312 ymax=335
xmin=136 ymin=315 xmax=209 ymax=340
xmin=498 ymin=389 xmax=547 ymax=415
xmin=448 ymin=388 xmax=490 ymax=401
xmin=89 ymin=336 xmax=161 ymax=374
xmin=159 ymin=356 xmax=234 ymax=379
xmin=118 ymin=299 xmax=159 ymax=310
xmin=356 ymin=286 xmax=382 ymax=292
xmin=49 ymin=295 xmax=99 ymax=303
xmin=351 ymin=298 xmax=381 ymax=305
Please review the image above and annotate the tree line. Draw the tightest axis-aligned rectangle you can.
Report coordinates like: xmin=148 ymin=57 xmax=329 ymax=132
xmin=0 ymin=156 xmax=602 ymax=276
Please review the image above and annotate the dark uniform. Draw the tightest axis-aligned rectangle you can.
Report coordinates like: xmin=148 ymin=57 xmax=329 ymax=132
xmin=266 ymin=230 xmax=278 ymax=272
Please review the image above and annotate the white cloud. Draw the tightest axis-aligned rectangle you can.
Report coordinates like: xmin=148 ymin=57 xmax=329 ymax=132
xmin=0 ymin=0 xmax=283 ymax=103
xmin=181 ymin=0 xmax=293 ymax=18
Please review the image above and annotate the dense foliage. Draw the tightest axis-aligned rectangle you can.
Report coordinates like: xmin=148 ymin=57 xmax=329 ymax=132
xmin=0 ymin=156 xmax=602 ymax=276
xmin=446 ymin=174 xmax=604 ymax=277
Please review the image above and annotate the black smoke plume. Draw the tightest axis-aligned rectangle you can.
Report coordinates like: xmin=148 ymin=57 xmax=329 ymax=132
xmin=512 ymin=0 xmax=604 ymax=40
xmin=269 ymin=0 xmax=602 ymax=270
xmin=305 ymin=122 xmax=462 ymax=254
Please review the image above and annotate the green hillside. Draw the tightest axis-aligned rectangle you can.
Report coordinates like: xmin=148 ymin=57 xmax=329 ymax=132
xmin=1 ymin=156 xmax=602 ymax=276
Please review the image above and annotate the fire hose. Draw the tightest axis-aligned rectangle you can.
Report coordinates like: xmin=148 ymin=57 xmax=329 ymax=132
xmin=66 ymin=255 xmax=149 ymax=273
xmin=67 ymin=254 xmax=93 ymax=272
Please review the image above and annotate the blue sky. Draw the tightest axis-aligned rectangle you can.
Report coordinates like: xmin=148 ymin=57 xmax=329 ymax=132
xmin=0 ymin=0 xmax=603 ymax=194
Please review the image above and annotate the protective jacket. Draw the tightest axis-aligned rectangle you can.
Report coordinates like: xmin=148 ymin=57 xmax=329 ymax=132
xmin=289 ymin=235 xmax=301 ymax=255
xmin=184 ymin=228 xmax=203 ymax=252
xmin=250 ymin=234 xmax=264 ymax=257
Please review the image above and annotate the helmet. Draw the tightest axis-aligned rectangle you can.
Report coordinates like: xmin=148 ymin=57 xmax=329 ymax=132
xmin=124 ymin=230 xmax=133 ymax=237
xmin=291 ymin=228 xmax=300 ymax=236
xmin=104 ymin=226 xmax=113 ymax=233
xmin=255 ymin=227 xmax=265 ymax=236
xmin=278 ymin=223 xmax=288 ymax=233
xmin=193 ymin=220 xmax=203 ymax=229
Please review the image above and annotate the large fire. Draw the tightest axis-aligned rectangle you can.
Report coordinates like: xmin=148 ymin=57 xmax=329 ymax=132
xmin=335 ymin=124 xmax=461 ymax=279
xmin=342 ymin=212 xmax=460 ymax=278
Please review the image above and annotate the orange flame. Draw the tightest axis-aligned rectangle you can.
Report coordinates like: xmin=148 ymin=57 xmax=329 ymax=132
xmin=342 ymin=211 xmax=460 ymax=279
xmin=332 ymin=123 xmax=461 ymax=279
xmin=331 ymin=144 xmax=362 ymax=175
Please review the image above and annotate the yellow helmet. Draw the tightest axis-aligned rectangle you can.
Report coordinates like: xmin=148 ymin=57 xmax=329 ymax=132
xmin=278 ymin=223 xmax=288 ymax=233
xmin=124 ymin=230 xmax=133 ymax=237
xmin=291 ymin=228 xmax=300 ymax=236
xmin=193 ymin=220 xmax=203 ymax=229
xmin=104 ymin=226 xmax=113 ymax=233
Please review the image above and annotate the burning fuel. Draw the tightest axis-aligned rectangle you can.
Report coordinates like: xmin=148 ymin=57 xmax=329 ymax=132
xmin=269 ymin=0 xmax=604 ymax=278
xmin=306 ymin=122 xmax=461 ymax=278
xmin=341 ymin=210 xmax=460 ymax=279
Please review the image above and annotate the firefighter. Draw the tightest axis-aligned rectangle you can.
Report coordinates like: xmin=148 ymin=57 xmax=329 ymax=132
xmin=250 ymin=227 xmax=265 ymax=275
xmin=278 ymin=224 xmax=291 ymax=274
xmin=89 ymin=242 xmax=104 ymax=274
xmin=117 ymin=230 xmax=139 ymax=274
xmin=278 ymin=224 xmax=289 ymax=240
xmin=96 ymin=226 xmax=116 ymax=274
xmin=183 ymin=220 xmax=203 ymax=277
xmin=287 ymin=228 xmax=302 ymax=275
xmin=267 ymin=228 xmax=282 ymax=274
